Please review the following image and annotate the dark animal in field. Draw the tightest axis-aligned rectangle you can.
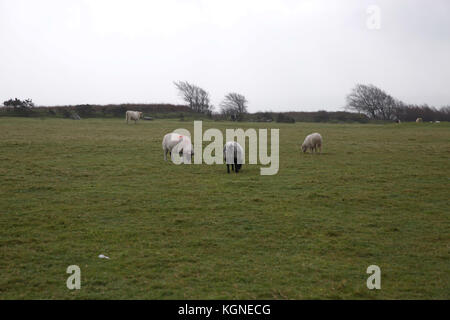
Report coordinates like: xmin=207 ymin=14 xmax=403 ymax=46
xmin=223 ymin=141 xmax=244 ymax=173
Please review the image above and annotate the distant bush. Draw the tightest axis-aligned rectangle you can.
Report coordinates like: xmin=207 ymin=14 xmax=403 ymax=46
xmin=314 ymin=110 xmax=330 ymax=122
xmin=110 ymin=105 xmax=128 ymax=118
xmin=61 ymin=109 xmax=72 ymax=118
xmin=246 ymin=110 xmax=370 ymax=123
xmin=76 ymin=105 xmax=95 ymax=117
xmin=254 ymin=112 xmax=273 ymax=122
xmin=276 ymin=113 xmax=295 ymax=123
xmin=286 ymin=111 xmax=369 ymax=123
xmin=3 ymin=98 xmax=35 ymax=108
xmin=2 ymin=98 xmax=36 ymax=117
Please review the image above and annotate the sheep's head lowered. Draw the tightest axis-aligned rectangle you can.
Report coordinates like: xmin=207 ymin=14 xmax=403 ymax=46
xmin=301 ymin=144 xmax=307 ymax=153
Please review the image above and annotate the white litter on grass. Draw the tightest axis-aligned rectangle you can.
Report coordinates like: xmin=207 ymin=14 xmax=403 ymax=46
xmin=98 ymin=254 xmax=110 ymax=259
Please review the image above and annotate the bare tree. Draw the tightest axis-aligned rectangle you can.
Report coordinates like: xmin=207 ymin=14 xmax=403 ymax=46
xmin=174 ymin=81 xmax=213 ymax=115
xmin=220 ymin=93 xmax=248 ymax=120
xmin=3 ymin=98 xmax=35 ymax=109
xmin=346 ymin=84 xmax=399 ymax=120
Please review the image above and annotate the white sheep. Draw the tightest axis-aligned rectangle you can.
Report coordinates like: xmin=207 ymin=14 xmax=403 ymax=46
xmin=223 ymin=141 xmax=244 ymax=173
xmin=162 ymin=133 xmax=194 ymax=163
xmin=301 ymin=133 xmax=323 ymax=153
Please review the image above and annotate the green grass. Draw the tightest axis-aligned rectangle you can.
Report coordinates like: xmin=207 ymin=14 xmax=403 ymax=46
xmin=0 ymin=117 xmax=449 ymax=299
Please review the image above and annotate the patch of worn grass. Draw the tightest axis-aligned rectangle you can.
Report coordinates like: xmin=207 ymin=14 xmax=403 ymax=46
xmin=0 ymin=117 xmax=449 ymax=299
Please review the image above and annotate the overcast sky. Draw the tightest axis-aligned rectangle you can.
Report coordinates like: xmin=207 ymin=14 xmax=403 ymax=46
xmin=1 ymin=0 xmax=449 ymax=112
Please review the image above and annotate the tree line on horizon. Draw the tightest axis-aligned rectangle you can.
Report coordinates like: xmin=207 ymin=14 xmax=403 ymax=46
xmin=171 ymin=81 xmax=450 ymax=122
xmin=2 ymin=82 xmax=449 ymax=122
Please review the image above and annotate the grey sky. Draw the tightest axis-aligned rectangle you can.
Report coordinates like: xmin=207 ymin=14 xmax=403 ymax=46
xmin=1 ymin=0 xmax=449 ymax=112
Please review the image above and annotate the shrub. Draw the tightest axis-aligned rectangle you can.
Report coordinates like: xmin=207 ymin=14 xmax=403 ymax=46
xmin=276 ymin=113 xmax=295 ymax=123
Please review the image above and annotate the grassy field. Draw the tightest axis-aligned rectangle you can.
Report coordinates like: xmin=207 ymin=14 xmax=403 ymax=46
xmin=0 ymin=117 xmax=448 ymax=299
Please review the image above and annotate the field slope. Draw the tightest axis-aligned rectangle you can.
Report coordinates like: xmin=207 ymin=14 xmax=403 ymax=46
xmin=0 ymin=117 xmax=449 ymax=299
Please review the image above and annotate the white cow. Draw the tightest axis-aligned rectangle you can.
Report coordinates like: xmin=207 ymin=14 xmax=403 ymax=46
xmin=162 ymin=133 xmax=194 ymax=163
xmin=126 ymin=111 xmax=143 ymax=124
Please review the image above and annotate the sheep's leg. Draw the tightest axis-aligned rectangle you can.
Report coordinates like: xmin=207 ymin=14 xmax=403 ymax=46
xmin=164 ymin=149 xmax=167 ymax=161
xmin=227 ymin=164 xmax=230 ymax=173
xmin=231 ymin=164 xmax=234 ymax=172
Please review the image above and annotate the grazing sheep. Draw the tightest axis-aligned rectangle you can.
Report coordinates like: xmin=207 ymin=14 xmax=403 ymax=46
xmin=223 ymin=141 xmax=244 ymax=173
xmin=162 ymin=133 xmax=194 ymax=163
xmin=395 ymin=119 xmax=401 ymax=124
xmin=126 ymin=111 xmax=143 ymax=124
xmin=435 ymin=121 xmax=441 ymax=123
xmin=416 ymin=118 xmax=423 ymax=123
xmin=301 ymin=133 xmax=323 ymax=153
